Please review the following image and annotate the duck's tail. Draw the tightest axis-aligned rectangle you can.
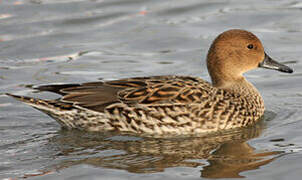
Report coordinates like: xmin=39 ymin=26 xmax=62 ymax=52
xmin=6 ymin=93 xmax=72 ymax=111
xmin=6 ymin=93 xmax=110 ymax=131
xmin=5 ymin=93 xmax=76 ymax=128
xmin=6 ymin=93 xmax=51 ymax=108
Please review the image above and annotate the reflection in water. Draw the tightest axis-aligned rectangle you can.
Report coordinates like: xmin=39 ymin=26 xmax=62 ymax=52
xmin=45 ymin=120 xmax=281 ymax=178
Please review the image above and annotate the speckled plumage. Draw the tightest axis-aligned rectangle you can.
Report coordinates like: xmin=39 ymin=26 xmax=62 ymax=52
xmin=6 ymin=75 xmax=264 ymax=135
xmin=6 ymin=29 xmax=293 ymax=136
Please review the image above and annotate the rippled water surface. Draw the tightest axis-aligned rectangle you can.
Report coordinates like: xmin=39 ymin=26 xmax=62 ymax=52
xmin=0 ymin=0 xmax=302 ymax=179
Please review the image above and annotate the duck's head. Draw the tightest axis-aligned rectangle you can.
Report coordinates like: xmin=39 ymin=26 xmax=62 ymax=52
xmin=207 ymin=29 xmax=293 ymax=87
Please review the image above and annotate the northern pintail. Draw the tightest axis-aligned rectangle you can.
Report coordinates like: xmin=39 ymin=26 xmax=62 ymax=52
xmin=6 ymin=29 xmax=293 ymax=135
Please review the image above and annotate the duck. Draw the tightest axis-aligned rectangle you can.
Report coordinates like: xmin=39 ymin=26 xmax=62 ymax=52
xmin=6 ymin=29 xmax=293 ymax=135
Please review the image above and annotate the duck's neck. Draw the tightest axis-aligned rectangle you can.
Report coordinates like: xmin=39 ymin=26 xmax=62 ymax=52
xmin=214 ymin=77 xmax=263 ymax=101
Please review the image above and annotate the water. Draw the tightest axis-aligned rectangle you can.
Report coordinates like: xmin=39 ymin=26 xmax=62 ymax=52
xmin=0 ymin=0 xmax=302 ymax=179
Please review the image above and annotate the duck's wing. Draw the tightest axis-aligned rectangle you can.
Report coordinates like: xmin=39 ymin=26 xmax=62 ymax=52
xmin=36 ymin=75 xmax=213 ymax=113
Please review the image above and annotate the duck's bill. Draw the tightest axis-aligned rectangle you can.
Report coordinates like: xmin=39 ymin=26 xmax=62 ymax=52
xmin=259 ymin=53 xmax=293 ymax=73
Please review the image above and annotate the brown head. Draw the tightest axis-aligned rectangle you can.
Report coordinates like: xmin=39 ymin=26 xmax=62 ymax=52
xmin=207 ymin=29 xmax=293 ymax=87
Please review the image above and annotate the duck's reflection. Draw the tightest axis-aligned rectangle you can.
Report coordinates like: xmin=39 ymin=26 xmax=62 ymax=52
xmin=48 ymin=120 xmax=281 ymax=178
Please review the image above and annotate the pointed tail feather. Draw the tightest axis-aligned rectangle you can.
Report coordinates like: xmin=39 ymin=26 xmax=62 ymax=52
xmin=5 ymin=93 xmax=77 ymax=128
xmin=6 ymin=93 xmax=110 ymax=131
xmin=6 ymin=93 xmax=53 ymax=108
xmin=5 ymin=92 xmax=75 ymax=110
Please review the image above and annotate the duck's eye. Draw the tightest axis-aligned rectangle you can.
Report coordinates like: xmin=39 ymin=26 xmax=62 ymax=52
xmin=247 ymin=44 xmax=254 ymax=49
